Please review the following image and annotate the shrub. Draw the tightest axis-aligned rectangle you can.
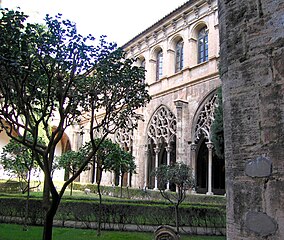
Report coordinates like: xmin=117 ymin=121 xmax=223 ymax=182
xmin=0 ymin=195 xmax=225 ymax=231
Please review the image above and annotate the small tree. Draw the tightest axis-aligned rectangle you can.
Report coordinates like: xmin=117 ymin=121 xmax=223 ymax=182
xmin=1 ymin=139 xmax=40 ymax=193
xmin=55 ymin=144 xmax=90 ymax=196
xmin=94 ymin=138 xmax=119 ymax=236
xmin=109 ymin=147 xmax=136 ymax=198
xmin=0 ymin=138 xmax=41 ymax=231
xmin=153 ymin=162 xmax=194 ymax=234
xmin=0 ymin=9 xmax=150 ymax=240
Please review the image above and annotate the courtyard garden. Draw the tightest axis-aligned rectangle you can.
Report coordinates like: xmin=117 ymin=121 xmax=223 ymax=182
xmin=0 ymin=180 xmax=226 ymax=239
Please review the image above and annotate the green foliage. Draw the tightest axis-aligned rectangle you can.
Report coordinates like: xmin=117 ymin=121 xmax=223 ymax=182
xmin=0 ymin=8 xmax=150 ymax=239
xmin=94 ymin=138 xmax=136 ymax=182
xmin=153 ymin=162 xmax=195 ymax=233
xmin=55 ymin=144 xmax=90 ymax=175
xmin=0 ymin=180 xmax=21 ymax=193
xmin=211 ymin=87 xmax=224 ymax=160
xmin=0 ymin=139 xmax=40 ymax=193
xmin=70 ymin=183 xmax=226 ymax=204
xmin=154 ymin=163 xmax=195 ymax=204
xmin=0 ymin=196 xmax=226 ymax=230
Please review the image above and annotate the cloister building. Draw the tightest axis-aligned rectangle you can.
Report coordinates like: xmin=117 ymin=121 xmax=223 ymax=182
xmin=0 ymin=0 xmax=225 ymax=195
xmin=79 ymin=0 xmax=225 ymax=195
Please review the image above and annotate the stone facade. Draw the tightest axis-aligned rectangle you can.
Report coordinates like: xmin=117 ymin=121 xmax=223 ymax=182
xmin=219 ymin=0 xmax=284 ymax=239
xmin=78 ymin=0 xmax=225 ymax=195
xmin=0 ymin=0 xmax=225 ymax=195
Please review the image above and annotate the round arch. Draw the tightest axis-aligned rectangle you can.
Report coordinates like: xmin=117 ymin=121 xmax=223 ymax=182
xmin=168 ymin=34 xmax=184 ymax=51
xmin=189 ymin=20 xmax=209 ymax=40
xmin=149 ymin=45 xmax=163 ymax=60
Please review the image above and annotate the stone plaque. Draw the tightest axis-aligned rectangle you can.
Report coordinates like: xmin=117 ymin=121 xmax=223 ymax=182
xmin=245 ymin=156 xmax=272 ymax=177
xmin=154 ymin=226 xmax=180 ymax=240
xmin=245 ymin=212 xmax=277 ymax=236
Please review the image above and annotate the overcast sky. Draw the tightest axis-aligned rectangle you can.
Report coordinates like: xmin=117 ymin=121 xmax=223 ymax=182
xmin=2 ymin=0 xmax=187 ymax=46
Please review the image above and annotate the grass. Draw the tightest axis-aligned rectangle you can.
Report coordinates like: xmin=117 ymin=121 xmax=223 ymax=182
xmin=0 ymin=224 xmax=226 ymax=240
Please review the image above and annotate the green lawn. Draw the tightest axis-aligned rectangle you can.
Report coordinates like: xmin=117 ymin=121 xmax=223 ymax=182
xmin=0 ymin=224 xmax=226 ymax=240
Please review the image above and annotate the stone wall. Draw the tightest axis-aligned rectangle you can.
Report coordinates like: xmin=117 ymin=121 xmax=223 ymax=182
xmin=218 ymin=0 xmax=284 ymax=239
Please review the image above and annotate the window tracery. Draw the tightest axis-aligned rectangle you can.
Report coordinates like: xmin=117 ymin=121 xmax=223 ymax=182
xmin=194 ymin=94 xmax=217 ymax=142
xmin=147 ymin=106 xmax=176 ymax=145
xmin=115 ymin=119 xmax=133 ymax=151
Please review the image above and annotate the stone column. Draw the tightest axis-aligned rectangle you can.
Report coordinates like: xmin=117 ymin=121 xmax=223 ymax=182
xmin=154 ymin=146 xmax=159 ymax=190
xmin=165 ymin=145 xmax=171 ymax=190
xmin=144 ymin=145 xmax=148 ymax=189
xmin=127 ymin=172 xmax=131 ymax=187
xmin=190 ymin=143 xmax=197 ymax=193
xmin=174 ymin=99 xmax=188 ymax=163
xmin=190 ymin=143 xmax=197 ymax=174
xmin=206 ymin=142 xmax=214 ymax=195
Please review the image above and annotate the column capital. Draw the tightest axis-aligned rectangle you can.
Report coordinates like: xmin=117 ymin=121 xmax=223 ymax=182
xmin=174 ymin=99 xmax=188 ymax=109
xmin=190 ymin=143 xmax=197 ymax=151
xmin=206 ymin=141 xmax=214 ymax=150
xmin=154 ymin=147 xmax=160 ymax=154
xmin=165 ymin=145 xmax=172 ymax=152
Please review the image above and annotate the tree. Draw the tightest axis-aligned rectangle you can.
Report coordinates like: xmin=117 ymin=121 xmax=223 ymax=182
xmin=93 ymin=138 xmax=136 ymax=236
xmin=115 ymin=150 xmax=136 ymax=198
xmin=1 ymin=139 xmax=40 ymax=194
xmin=1 ymin=138 xmax=41 ymax=231
xmin=153 ymin=162 xmax=194 ymax=234
xmin=211 ymin=87 xmax=224 ymax=160
xmin=55 ymin=144 xmax=90 ymax=196
xmin=0 ymin=9 xmax=150 ymax=240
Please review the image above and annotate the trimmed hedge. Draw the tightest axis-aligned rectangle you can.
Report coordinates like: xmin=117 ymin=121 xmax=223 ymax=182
xmin=0 ymin=196 xmax=226 ymax=230
xmin=72 ymin=182 xmax=226 ymax=205
xmin=0 ymin=180 xmax=21 ymax=193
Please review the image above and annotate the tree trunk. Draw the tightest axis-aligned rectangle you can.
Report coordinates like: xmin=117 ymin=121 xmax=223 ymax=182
xmin=70 ymin=181 xmax=73 ymax=196
xmin=175 ymin=204 xmax=180 ymax=234
xmin=120 ymin=173 xmax=124 ymax=198
xmin=42 ymin=196 xmax=60 ymax=240
xmin=42 ymin=176 xmax=51 ymax=212
xmin=97 ymin=170 xmax=103 ymax=237
xmin=23 ymin=168 xmax=31 ymax=231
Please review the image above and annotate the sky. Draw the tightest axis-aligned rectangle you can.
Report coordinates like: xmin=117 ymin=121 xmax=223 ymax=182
xmin=2 ymin=0 xmax=188 ymax=46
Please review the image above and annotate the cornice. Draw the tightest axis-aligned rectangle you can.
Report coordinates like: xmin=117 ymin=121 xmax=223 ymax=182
xmin=122 ymin=0 xmax=218 ymax=57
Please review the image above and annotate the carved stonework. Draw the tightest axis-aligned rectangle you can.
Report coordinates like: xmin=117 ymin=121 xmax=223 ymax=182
xmin=148 ymin=106 xmax=177 ymax=145
xmin=194 ymin=94 xmax=218 ymax=142
xmin=154 ymin=225 xmax=180 ymax=240
xmin=153 ymin=31 xmax=158 ymax=43
xmin=182 ymin=12 xmax=188 ymax=26
xmin=162 ymin=25 xmax=167 ymax=39
xmin=144 ymin=36 xmax=149 ymax=47
xmin=193 ymin=6 xmax=199 ymax=19
xmin=171 ymin=19 xmax=177 ymax=30
xmin=115 ymin=118 xmax=133 ymax=151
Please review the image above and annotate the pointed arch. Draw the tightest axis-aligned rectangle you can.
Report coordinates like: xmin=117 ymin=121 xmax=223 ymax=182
xmin=114 ymin=118 xmax=134 ymax=187
xmin=147 ymin=105 xmax=177 ymax=145
xmin=190 ymin=88 xmax=225 ymax=195
xmin=145 ymin=105 xmax=177 ymax=190
xmin=192 ymin=90 xmax=218 ymax=143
